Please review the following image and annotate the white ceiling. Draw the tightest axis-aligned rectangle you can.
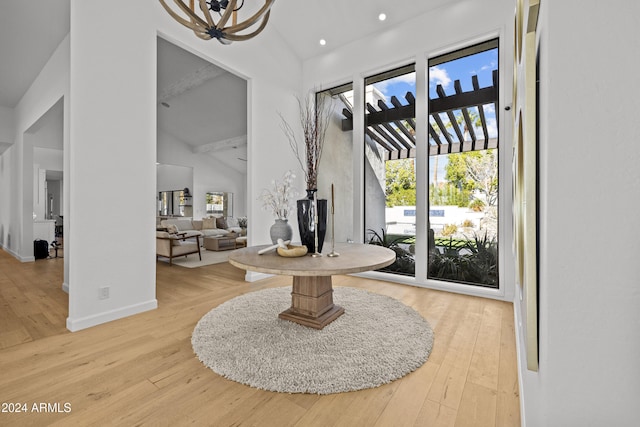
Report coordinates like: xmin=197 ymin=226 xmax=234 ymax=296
xmin=269 ymin=0 xmax=453 ymax=61
xmin=0 ymin=0 xmax=457 ymax=170
xmin=0 ymin=0 xmax=458 ymax=108
xmin=157 ymin=38 xmax=248 ymax=173
xmin=0 ymin=0 xmax=70 ymax=109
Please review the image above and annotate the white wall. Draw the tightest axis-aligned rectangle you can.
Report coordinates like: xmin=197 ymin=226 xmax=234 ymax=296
xmin=516 ymin=1 xmax=640 ymax=426
xmin=0 ymin=0 xmax=302 ymax=330
xmin=2 ymin=33 xmax=69 ymax=263
xmin=33 ymin=147 xmax=63 ymax=171
xmin=302 ymin=0 xmax=514 ymax=302
xmin=58 ymin=0 xmax=302 ymax=329
xmin=317 ymin=101 xmax=354 ymax=243
xmin=156 ymin=162 xmax=192 ymax=193
xmin=0 ymin=105 xmax=14 ymax=148
xmin=157 ymin=131 xmax=247 ymax=219
xmin=66 ymin=0 xmax=157 ymax=330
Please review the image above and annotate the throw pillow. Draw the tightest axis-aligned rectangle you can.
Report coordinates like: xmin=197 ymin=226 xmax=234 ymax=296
xmin=227 ymin=217 xmax=239 ymax=228
xmin=166 ymin=224 xmax=178 ymax=234
xmin=202 ymin=218 xmax=216 ymax=229
xmin=216 ymin=216 xmax=228 ymax=230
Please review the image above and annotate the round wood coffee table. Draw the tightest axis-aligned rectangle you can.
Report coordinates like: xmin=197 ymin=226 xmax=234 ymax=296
xmin=228 ymin=243 xmax=396 ymax=329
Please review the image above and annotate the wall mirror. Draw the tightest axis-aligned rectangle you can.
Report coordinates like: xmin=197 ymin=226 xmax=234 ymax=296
xmin=158 ymin=189 xmax=192 ymax=217
xmin=157 ymin=163 xmax=193 ymax=217
xmin=206 ymin=192 xmax=233 ymax=217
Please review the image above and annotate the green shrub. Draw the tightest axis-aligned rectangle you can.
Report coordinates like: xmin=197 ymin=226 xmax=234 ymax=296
xmin=428 ymin=231 xmax=498 ymax=288
xmin=367 ymin=228 xmax=415 ymax=276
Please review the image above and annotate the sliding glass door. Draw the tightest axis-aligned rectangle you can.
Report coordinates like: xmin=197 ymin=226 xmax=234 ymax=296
xmin=363 ymin=65 xmax=417 ymax=277
xmin=427 ymin=40 xmax=499 ymax=288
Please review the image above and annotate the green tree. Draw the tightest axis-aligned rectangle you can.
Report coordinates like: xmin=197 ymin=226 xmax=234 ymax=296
xmin=445 ymin=150 xmax=498 ymax=206
xmin=464 ymin=149 xmax=498 ymax=206
xmin=385 ymin=159 xmax=416 ymax=207
xmin=445 ymin=153 xmax=476 ymax=191
xmin=429 ymin=182 xmax=471 ymax=207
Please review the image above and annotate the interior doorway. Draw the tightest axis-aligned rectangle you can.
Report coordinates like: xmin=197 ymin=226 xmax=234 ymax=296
xmin=27 ymin=97 xmax=65 ymax=258
xmin=155 ymin=37 xmax=248 ymax=272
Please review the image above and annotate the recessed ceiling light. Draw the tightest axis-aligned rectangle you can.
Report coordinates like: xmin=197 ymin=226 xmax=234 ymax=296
xmin=319 ymin=39 xmax=327 ymax=46
xmin=378 ymin=13 xmax=387 ymax=21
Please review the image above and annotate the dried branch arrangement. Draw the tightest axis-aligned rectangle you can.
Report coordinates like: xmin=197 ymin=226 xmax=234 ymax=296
xmin=279 ymin=93 xmax=332 ymax=191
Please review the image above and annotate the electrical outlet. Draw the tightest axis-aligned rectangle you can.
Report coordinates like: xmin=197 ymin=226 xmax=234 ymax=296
xmin=99 ymin=286 xmax=110 ymax=300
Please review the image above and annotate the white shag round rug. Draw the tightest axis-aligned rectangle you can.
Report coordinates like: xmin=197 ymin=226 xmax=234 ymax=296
xmin=191 ymin=286 xmax=434 ymax=395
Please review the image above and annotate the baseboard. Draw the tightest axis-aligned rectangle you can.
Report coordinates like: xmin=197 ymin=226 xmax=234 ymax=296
xmin=66 ymin=299 xmax=158 ymax=332
xmin=244 ymin=271 xmax=273 ymax=282
xmin=353 ymin=270 xmax=507 ymax=301
xmin=61 ymin=282 xmax=69 ymax=294
xmin=1 ymin=244 xmax=34 ymax=262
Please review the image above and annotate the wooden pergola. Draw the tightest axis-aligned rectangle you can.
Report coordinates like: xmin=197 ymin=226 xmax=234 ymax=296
xmin=341 ymin=70 xmax=498 ymax=161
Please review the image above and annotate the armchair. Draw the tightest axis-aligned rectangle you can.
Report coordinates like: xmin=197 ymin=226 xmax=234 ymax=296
xmin=156 ymin=231 xmax=202 ymax=266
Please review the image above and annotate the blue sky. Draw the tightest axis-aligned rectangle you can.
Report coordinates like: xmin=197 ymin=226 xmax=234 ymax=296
xmin=370 ymin=48 xmax=498 ymax=183
xmin=429 ymin=48 xmax=498 ymax=95
xmin=371 ymin=48 xmax=498 ymax=99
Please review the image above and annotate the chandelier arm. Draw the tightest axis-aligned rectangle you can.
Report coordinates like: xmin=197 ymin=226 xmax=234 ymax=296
xmin=225 ymin=0 xmax=275 ymax=33
xmin=172 ymin=0 xmax=210 ymax=29
xmin=198 ymin=0 xmax=217 ymax=28
xmin=194 ymin=31 xmax=212 ymax=40
xmin=160 ymin=0 xmax=273 ymax=42
xmin=224 ymin=11 xmax=271 ymax=41
xmin=159 ymin=0 xmax=209 ymax=35
xmin=216 ymin=0 xmax=238 ymax=29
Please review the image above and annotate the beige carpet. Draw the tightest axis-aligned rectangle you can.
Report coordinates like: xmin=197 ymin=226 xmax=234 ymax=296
xmin=158 ymin=248 xmax=237 ymax=268
xmin=192 ymin=286 xmax=434 ymax=394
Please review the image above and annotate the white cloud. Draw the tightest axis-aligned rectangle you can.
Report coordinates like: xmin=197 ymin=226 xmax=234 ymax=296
xmin=477 ymin=61 xmax=497 ymax=73
xmin=429 ymin=66 xmax=451 ymax=89
xmin=373 ymin=72 xmax=416 ymax=94
xmin=483 ymin=104 xmax=496 ymax=114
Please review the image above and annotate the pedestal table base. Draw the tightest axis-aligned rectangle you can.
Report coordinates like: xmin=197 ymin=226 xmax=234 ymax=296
xmin=278 ymin=275 xmax=344 ymax=329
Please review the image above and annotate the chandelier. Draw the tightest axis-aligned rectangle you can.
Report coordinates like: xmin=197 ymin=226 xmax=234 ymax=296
xmin=159 ymin=0 xmax=275 ymax=44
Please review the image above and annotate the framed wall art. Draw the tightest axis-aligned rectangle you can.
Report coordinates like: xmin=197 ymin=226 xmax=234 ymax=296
xmin=513 ymin=0 xmax=540 ymax=372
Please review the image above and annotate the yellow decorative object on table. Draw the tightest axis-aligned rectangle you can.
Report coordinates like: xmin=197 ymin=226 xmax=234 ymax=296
xmin=277 ymin=244 xmax=308 ymax=258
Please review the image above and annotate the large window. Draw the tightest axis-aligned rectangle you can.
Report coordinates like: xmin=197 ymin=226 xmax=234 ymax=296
xmin=355 ymin=40 xmax=499 ymax=287
xmin=316 ymin=84 xmax=355 ymax=246
xmin=427 ymin=40 xmax=499 ymax=288
xmin=328 ymin=40 xmax=499 ymax=288
xmin=363 ymin=65 xmax=417 ymax=277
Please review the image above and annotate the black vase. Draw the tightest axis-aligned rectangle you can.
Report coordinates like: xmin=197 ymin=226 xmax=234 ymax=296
xmin=297 ymin=190 xmax=327 ymax=254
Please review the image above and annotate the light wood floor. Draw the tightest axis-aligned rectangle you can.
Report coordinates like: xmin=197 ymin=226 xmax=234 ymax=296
xmin=0 ymin=250 xmax=520 ymax=426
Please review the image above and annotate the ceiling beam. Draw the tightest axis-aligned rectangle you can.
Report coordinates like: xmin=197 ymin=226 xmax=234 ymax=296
xmin=158 ymin=64 xmax=227 ymax=103
xmin=194 ymin=135 xmax=247 ymax=154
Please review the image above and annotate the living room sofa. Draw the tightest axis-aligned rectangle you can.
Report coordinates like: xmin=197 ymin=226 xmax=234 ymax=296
xmin=160 ymin=217 xmax=243 ymax=238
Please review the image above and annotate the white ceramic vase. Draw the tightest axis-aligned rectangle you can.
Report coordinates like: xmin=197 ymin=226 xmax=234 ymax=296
xmin=270 ymin=218 xmax=293 ymax=244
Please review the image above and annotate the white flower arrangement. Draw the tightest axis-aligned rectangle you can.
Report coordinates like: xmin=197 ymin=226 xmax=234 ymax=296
xmin=259 ymin=170 xmax=298 ymax=220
